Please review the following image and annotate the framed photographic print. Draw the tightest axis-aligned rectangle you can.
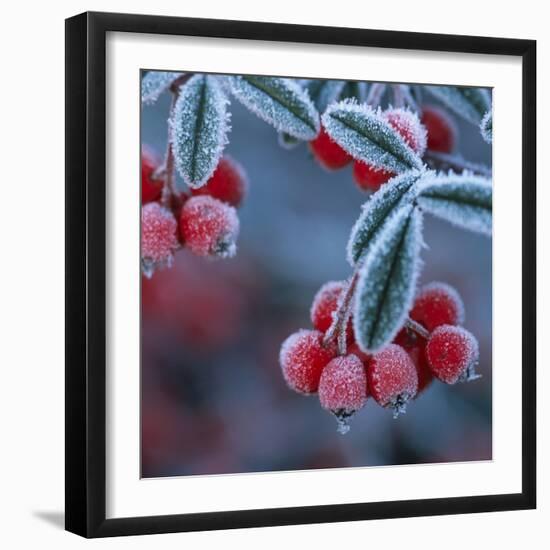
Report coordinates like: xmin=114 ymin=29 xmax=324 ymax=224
xmin=65 ymin=11 xmax=536 ymax=537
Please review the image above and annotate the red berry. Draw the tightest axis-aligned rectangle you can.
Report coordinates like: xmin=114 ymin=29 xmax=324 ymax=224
xmin=384 ymin=108 xmax=427 ymax=156
xmin=309 ymin=125 xmax=353 ymax=170
xmin=319 ymin=354 xmax=367 ymax=411
xmin=368 ymin=344 xmax=418 ymax=415
xmin=141 ymin=203 xmax=179 ymax=277
xmin=408 ymin=344 xmax=433 ymax=394
xmin=310 ymin=281 xmax=353 ymax=341
xmin=319 ymin=354 xmax=367 ymax=433
xmin=347 ymin=342 xmax=371 ymax=366
xmin=426 ymin=325 xmax=479 ymax=384
xmin=191 ymin=156 xmax=248 ymax=208
xmin=353 ymin=161 xmax=395 ymax=192
xmin=279 ymin=329 xmax=336 ymax=394
xmin=393 ymin=328 xmax=432 ymax=393
xmin=179 ymin=196 xmax=240 ymax=259
xmin=141 ymin=146 xmax=163 ymax=203
xmin=421 ymin=105 xmax=458 ymax=153
xmin=410 ymin=282 xmax=465 ymax=332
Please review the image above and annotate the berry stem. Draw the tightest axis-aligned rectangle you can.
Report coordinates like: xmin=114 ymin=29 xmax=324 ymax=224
xmin=424 ymin=150 xmax=492 ymax=177
xmin=323 ymin=270 xmax=360 ymax=355
xmin=405 ymin=317 xmax=430 ymax=340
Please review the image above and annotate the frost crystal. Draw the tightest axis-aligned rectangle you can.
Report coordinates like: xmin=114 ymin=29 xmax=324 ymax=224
xmin=141 ymin=71 xmax=183 ymax=105
xmin=228 ymin=75 xmax=320 ymax=140
xmin=417 ymin=172 xmax=492 ymax=236
xmin=353 ymin=205 xmax=424 ymax=353
xmin=480 ymin=110 xmax=493 ymax=144
xmin=347 ymin=170 xmax=423 ymax=265
xmin=424 ymin=85 xmax=491 ymax=126
xmin=170 ymin=75 xmax=231 ymax=189
xmin=322 ymin=101 xmax=424 ymax=173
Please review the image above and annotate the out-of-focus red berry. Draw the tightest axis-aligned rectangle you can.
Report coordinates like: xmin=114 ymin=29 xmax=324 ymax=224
xmin=191 ymin=156 xmax=248 ymax=208
xmin=141 ymin=146 xmax=163 ymax=203
xmin=309 ymin=125 xmax=353 ymax=170
xmin=410 ymin=282 xmax=465 ymax=332
xmin=353 ymin=161 xmax=395 ymax=192
xmin=421 ymin=105 xmax=458 ymax=153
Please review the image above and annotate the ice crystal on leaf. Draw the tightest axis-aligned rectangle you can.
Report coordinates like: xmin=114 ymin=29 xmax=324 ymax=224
xmin=347 ymin=170 xmax=424 ymax=265
xmin=353 ymin=205 xmax=424 ymax=353
xmin=170 ymin=75 xmax=231 ymax=189
xmin=417 ymin=172 xmax=492 ymax=236
xmin=227 ymin=75 xmax=320 ymax=140
xmin=424 ymin=85 xmax=491 ymax=126
xmin=480 ymin=111 xmax=493 ymax=144
xmin=141 ymin=71 xmax=183 ymax=105
xmin=322 ymin=101 xmax=424 ymax=174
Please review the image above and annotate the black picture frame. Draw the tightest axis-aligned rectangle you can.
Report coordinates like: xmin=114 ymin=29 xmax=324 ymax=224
xmin=65 ymin=11 xmax=536 ymax=538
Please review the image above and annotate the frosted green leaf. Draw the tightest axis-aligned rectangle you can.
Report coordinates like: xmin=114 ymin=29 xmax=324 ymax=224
xmin=353 ymin=205 xmax=423 ymax=352
xmin=424 ymin=85 xmax=491 ymax=125
xmin=322 ymin=101 xmax=423 ymax=173
xmin=347 ymin=170 xmax=423 ymax=265
xmin=417 ymin=173 xmax=492 ymax=236
xmin=170 ymin=75 xmax=231 ymax=189
xmin=141 ymin=71 xmax=183 ymax=105
xmin=228 ymin=76 xmax=320 ymax=140
xmin=480 ymin=111 xmax=493 ymax=143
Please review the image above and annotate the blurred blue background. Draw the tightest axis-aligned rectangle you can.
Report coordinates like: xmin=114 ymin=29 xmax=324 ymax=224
xmin=141 ymin=78 xmax=492 ymax=478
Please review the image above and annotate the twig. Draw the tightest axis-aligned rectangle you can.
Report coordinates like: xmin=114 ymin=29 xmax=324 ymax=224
xmin=424 ymin=150 xmax=492 ymax=177
xmin=404 ymin=317 xmax=430 ymax=340
xmin=323 ymin=270 xmax=360 ymax=355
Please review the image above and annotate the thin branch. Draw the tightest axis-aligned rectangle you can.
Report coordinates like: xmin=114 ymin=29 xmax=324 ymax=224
xmin=404 ymin=317 xmax=430 ymax=340
xmin=424 ymin=150 xmax=492 ymax=178
xmin=324 ymin=270 xmax=360 ymax=355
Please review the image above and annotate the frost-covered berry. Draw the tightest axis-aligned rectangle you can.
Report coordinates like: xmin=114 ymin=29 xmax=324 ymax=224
xmin=368 ymin=344 xmax=418 ymax=416
xmin=319 ymin=354 xmax=367 ymax=434
xmin=410 ymin=282 xmax=465 ymax=331
xmin=347 ymin=342 xmax=371 ymax=366
xmin=141 ymin=146 xmax=163 ymax=203
xmin=407 ymin=344 xmax=433 ymax=394
xmin=279 ymin=329 xmax=336 ymax=394
xmin=426 ymin=325 xmax=479 ymax=384
xmin=141 ymin=203 xmax=179 ymax=277
xmin=392 ymin=328 xmax=432 ymax=393
xmin=352 ymin=161 xmax=395 ymax=192
xmin=310 ymin=280 xmax=353 ymax=340
xmin=191 ymin=156 xmax=248 ymax=208
xmin=421 ymin=105 xmax=458 ymax=153
xmin=309 ymin=125 xmax=353 ymax=170
xmin=179 ymin=196 xmax=240 ymax=259
xmin=384 ymin=108 xmax=427 ymax=157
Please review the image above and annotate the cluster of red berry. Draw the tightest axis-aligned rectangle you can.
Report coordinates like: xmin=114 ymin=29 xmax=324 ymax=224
xmin=141 ymin=148 xmax=247 ymax=277
xmin=279 ymin=279 xmax=479 ymax=433
xmin=309 ymin=104 xmax=457 ymax=191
